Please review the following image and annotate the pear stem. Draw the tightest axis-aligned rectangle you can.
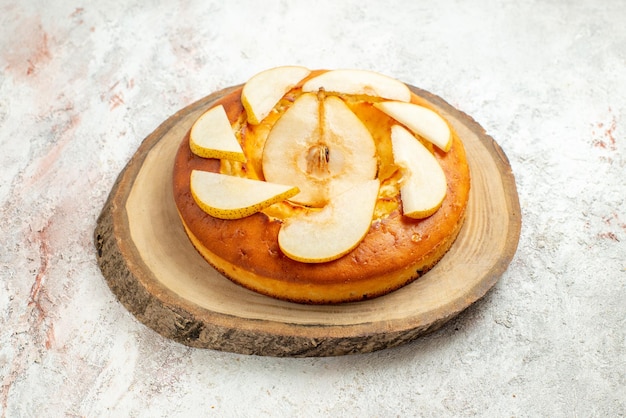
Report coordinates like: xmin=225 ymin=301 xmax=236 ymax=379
xmin=304 ymin=88 xmax=331 ymax=177
xmin=317 ymin=87 xmax=327 ymax=145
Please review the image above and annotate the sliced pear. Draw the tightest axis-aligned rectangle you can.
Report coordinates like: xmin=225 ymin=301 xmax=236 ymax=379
xmin=391 ymin=125 xmax=447 ymax=219
xmin=302 ymin=69 xmax=411 ymax=102
xmin=278 ymin=179 xmax=379 ymax=263
xmin=189 ymin=105 xmax=246 ymax=162
xmin=241 ymin=66 xmax=311 ymax=125
xmin=262 ymin=92 xmax=377 ymax=207
xmin=375 ymin=101 xmax=452 ymax=152
xmin=190 ymin=170 xmax=299 ymax=219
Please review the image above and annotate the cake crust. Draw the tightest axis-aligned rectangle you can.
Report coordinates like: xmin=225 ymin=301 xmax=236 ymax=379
xmin=173 ymin=82 xmax=470 ymax=304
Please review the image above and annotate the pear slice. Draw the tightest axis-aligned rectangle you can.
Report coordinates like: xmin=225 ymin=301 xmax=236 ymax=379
xmin=391 ymin=125 xmax=447 ymax=219
xmin=242 ymin=65 xmax=311 ymax=125
xmin=262 ymin=92 xmax=377 ymax=207
xmin=190 ymin=105 xmax=246 ymax=162
xmin=278 ymin=179 xmax=380 ymax=263
xmin=302 ymin=69 xmax=411 ymax=102
xmin=190 ymin=170 xmax=299 ymax=219
xmin=375 ymin=101 xmax=452 ymax=152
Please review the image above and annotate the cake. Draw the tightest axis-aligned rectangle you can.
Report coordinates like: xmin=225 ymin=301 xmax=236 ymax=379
xmin=172 ymin=67 xmax=471 ymax=304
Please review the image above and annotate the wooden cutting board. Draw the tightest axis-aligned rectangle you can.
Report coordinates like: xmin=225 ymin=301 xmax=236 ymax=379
xmin=94 ymin=85 xmax=521 ymax=357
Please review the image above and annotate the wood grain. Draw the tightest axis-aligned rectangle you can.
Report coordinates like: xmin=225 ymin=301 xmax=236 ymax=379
xmin=94 ymin=85 xmax=521 ymax=357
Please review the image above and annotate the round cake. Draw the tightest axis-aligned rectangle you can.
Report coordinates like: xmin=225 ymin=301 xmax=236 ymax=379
xmin=173 ymin=67 xmax=471 ymax=304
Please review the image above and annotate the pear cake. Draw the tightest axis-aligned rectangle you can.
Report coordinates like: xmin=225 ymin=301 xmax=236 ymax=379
xmin=173 ymin=66 xmax=471 ymax=304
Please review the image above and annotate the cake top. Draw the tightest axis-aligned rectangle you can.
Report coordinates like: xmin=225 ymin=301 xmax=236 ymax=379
xmin=186 ymin=66 xmax=455 ymax=263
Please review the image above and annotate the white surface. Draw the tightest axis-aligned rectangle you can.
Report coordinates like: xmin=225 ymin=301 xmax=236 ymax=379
xmin=1 ymin=1 xmax=625 ymax=416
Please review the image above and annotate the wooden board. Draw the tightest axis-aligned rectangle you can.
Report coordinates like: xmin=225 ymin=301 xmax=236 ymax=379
xmin=94 ymin=85 xmax=521 ymax=357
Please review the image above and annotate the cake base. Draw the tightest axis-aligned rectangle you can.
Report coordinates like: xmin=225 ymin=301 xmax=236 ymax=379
xmin=94 ymin=84 xmax=521 ymax=357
